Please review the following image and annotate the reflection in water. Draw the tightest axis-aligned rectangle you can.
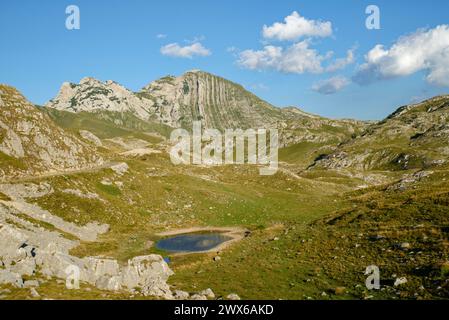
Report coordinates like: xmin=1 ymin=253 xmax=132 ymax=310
xmin=156 ymin=233 xmax=232 ymax=253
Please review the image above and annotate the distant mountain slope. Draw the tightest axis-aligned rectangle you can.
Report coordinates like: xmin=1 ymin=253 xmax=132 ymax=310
xmin=140 ymin=70 xmax=284 ymax=130
xmin=42 ymin=108 xmax=172 ymax=142
xmin=311 ymin=95 xmax=449 ymax=171
xmin=45 ymin=70 xmax=367 ymax=147
xmin=0 ymin=85 xmax=102 ymax=180
xmin=45 ymin=71 xmax=284 ymax=130
xmin=46 ymin=77 xmax=155 ymax=120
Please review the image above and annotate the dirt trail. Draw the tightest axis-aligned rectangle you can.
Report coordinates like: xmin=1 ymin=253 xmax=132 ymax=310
xmin=0 ymin=161 xmax=119 ymax=184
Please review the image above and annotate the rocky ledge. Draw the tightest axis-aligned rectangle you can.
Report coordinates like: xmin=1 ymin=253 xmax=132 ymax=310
xmin=0 ymin=182 xmax=174 ymax=299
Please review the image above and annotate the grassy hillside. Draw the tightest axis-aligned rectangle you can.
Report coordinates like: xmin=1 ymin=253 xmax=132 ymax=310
xmin=311 ymin=96 xmax=449 ymax=172
xmin=42 ymin=107 xmax=172 ymax=143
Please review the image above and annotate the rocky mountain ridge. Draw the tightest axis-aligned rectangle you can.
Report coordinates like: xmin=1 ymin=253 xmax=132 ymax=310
xmin=0 ymin=85 xmax=103 ymax=180
xmin=310 ymin=95 xmax=449 ymax=171
xmin=45 ymin=70 xmax=367 ymax=146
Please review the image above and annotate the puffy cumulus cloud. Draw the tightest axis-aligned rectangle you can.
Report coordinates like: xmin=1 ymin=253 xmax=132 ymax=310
xmin=312 ymin=76 xmax=350 ymax=95
xmin=237 ymin=41 xmax=354 ymax=74
xmin=237 ymin=41 xmax=325 ymax=74
xmin=160 ymin=42 xmax=211 ymax=58
xmin=263 ymin=11 xmax=332 ymax=41
xmin=353 ymin=25 xmax=449 ymax=87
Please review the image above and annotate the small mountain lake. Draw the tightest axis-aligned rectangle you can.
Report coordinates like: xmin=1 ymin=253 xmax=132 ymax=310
xmin=155 ymin=232 xmax=233 ymax=253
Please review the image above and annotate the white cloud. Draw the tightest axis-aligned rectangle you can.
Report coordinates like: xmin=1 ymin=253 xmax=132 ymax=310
xmin=237 ymin=41 xmax=355 ymax=75
xmin=353 ymin=25 xmax=449 ymax=87
xmin=160 ymin=42 xmax=211 ymax=59
xmin=236 ymin=12 xmax=354 ymax=75
xmin=262 ymin=11 xmax=332 ymax=41
xmin=238 ymin=41 xmax=326 ymax=74
xmin=326 ymin=48 xmax=355 ymax=72
xmin=312 ymin=76 xmax=350 ymax=95
xmin=156 ymin=34 xmax=167 ymax=39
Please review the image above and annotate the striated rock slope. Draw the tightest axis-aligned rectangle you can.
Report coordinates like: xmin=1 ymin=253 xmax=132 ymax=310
xmin=45 ymin=70 xmax=367 ymax=146
xmin=45 ymin=71 xmax=285 ymax=130
xmin=0 ymin=85 xmax=103 ymax=180
xmin=140 ymin=70 xmax=284 ymax=130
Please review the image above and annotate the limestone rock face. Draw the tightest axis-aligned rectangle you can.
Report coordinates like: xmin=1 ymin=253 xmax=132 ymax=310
xmin=0 ymin=184 xmax=174 ymax=299
xmin=46 ymin=78 xmax=155 ymax=120
xmin=79 ymin=130 xmax=102 ymax=147
xmin=45 ymin=71 xmax=367 ymax=147
xmin=110 ymin=162 xmax=129 ymax=176
xmin=45 ymin=71 xmax=285 ymax=130
xmin=0 ymin=85 xmax=103 ymax=180
xmin=0 ymin=183 xmax=109 ymax=242
xmin=0 ymin=270 xmax=24 ymax=288
xmin=141 ymin=70 xmax=283 ymax=130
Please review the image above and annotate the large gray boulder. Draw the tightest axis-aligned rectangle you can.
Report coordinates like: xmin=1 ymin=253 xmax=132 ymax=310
xmin=0 ymin=269 xmax=24 ymax=288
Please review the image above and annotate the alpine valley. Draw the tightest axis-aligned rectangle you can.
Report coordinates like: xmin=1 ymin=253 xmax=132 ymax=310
xmin=0 ymin=70 xmax=448 ymax=300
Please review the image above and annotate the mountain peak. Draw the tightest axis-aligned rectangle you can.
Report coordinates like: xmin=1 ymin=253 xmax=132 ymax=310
xmin=79 ymin=76 xmax=102 ymax=85
xmin=185 ymin=69 xmax=202 ymax=74
xmin=139 ymin=70 xmax=284 ymax=129
xmin=46 ymin=77 xmax=153 ymax=118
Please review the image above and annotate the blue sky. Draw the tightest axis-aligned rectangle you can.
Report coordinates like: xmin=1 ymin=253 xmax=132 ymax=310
xmin=1 ymin=0 xmax=449 ymax=120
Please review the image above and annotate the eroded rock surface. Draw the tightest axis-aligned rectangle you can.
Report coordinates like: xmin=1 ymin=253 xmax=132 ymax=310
xmin=0 ymin=182 xmax=174 ymax=299
xmin=0 ymin=85 xmax=103 ymax=180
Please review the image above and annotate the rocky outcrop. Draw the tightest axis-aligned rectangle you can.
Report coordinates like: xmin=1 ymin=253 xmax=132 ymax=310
xmin=310 ymin=95 xmax=449 ymax=171
xmin=110 ymin=162 xmax=129 ymax=175
xmin=141 ymin=70 xmax=284 ymax=130
xmin=79 ymin=130 xmax=102 ymax=147
xmin=0 ymin=85 xmax=103 ymax=180
xmin=0 ymin=183 xmax=108 ymax=242
xmin=46 ymin=78 xmax=155 ymax=120
xmin=0 ymin=182 xmax=174 ymax=299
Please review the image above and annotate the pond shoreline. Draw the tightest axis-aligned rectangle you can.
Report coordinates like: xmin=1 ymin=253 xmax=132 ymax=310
xmin=155 ymin=227 xmax=247 ymax=255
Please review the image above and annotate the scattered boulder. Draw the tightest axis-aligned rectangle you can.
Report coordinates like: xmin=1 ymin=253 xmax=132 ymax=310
xmin=8 ymin=257 xmax=36 ymax=276
xmin=79 ymin=130 xmax=102 ymax=147
xmin=111 ymin=163 xmax=129 ymax=175
xmin=173 ymin=290 xmax=190 ymax=300
xmin=0 ymin=269 xmax=23 ymax=288
xmin=30 ymin=287 xmax=40 ymax=298
xmin=394 ymin=277 xmax=408 ymax=287
xmin=400 ymin=242 xmax=411 ymax=250
xmin=199 ymin=288 xmax=215 ymax=299
xmin=23 ymin=280 xmax=39 ymax=288
xmin=122 ymin=255 xmax=174 ymax=299
xmin=120 ymin=148 xmax=161 ymax=157
xmin=101 ymin=179 xmax=113 ymax=186
xmin=62 ymin=189 xmax=101 ymax=200
xmin=95 ymin=276 xmax=122 ymax=291
xmin=226 ymin=293 xmax=241 ymax=300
